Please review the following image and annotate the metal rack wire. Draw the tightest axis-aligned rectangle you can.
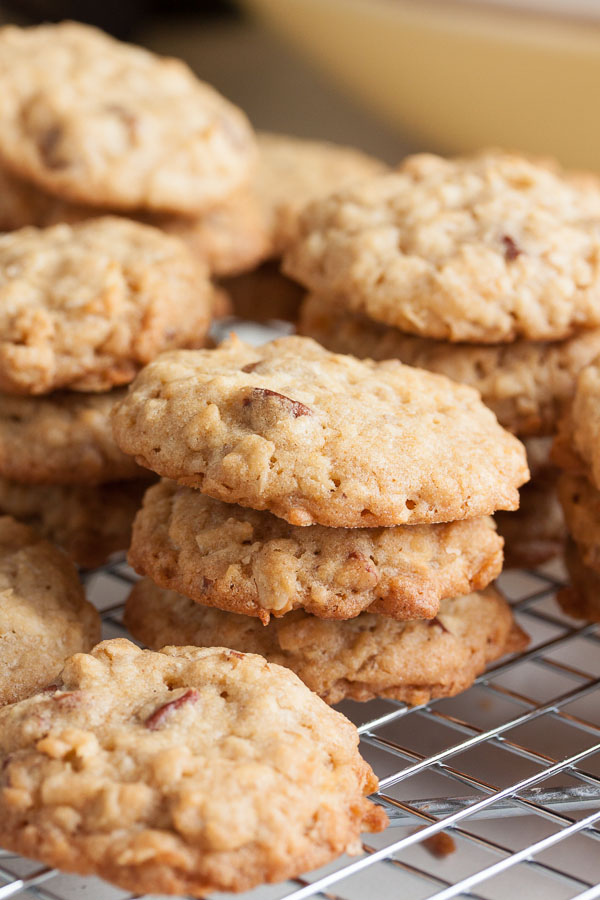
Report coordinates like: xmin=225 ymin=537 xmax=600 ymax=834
xmin=1 ymin=557 xmax=599 ymax=900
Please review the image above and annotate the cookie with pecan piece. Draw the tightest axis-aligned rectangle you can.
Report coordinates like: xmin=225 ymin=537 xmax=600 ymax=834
xmin=0 ymin=639 xmax=386 ymax=895
xmin=0 ymin=22 xmax=256 ymax=213
xmin=285 ymin=151 xmax=600 ymax=343
xmin=111 ymin=334 xmax=528 ymax=527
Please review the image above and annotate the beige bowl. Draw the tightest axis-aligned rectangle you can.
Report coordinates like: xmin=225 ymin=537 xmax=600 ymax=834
xmin=242 ymin=0 xmax=600 ymax=168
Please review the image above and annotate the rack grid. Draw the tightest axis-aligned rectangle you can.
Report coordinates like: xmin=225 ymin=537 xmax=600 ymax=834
xmin=1 ymin=557 xmax=599 ymax=900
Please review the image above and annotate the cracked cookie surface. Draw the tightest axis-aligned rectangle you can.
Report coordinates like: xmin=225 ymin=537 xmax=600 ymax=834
xmin=299 ymin=295 xmax=600 ymax=436
xmin=129 ymin=479 xmax=503 ymax=622
xmin=0 ymin=639 xmax=386 ymax=895
xmin=285 ymin=151 xmax=600 ymax=343
xmin=0 ymin=515 xmax=100 ymax=705
xmin=0 ymin=217 xmax=212 ymax=394
xmin=0 ymin=22 xmax=256 ymax=213
xmin=112 ymin=335 xmax=528 ymax=527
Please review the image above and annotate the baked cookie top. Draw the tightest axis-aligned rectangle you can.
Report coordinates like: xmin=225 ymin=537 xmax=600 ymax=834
xmin=0 ymin=217 xmax=212 ymax=394
xmin=129 ymin=480 xmax=503 ymax=622
xmin=284 ymin=151 xmax=600 ymax=343
xmin=299 ymin=295 xmax=600 ymax=436
xmin=0 ymin=639 xmax=386 ymax=896
xmin=0 ymin=477 xmax=148 ymax=569
xmin=0 ymin=390 xmax=147 ymax=485
xmin=255 ymin=132 xmax=387 ymax=256
xmin=112 ymin=335 xmax=529 ymax=527
xmin=0 ymin=22 xmax=256 ymax=213
xmin=0 ymin=515 xmax=100 ymax=706
xmin=125 ymin=579 xmax=527 ymax=706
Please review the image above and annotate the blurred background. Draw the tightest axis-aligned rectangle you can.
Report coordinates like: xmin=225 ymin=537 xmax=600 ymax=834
xmin=1 ymin=0 xmax=600 ymax=168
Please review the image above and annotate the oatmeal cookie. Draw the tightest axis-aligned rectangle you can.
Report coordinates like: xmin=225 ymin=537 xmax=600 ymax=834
xmin=0 ymin=390 xmax=145 ymax=484
xmin=0 ymin=477 xmax=148 ymax=568
xmin=0 ymin=515 xmax=100 ymax=706
xmin=0 ymin=22 xmax=256 ymax=213
xmin=111 ymin=335 xmax=528 ymax=527
xmin=558 ymin=539 xmax=600 ymax=621
xmin=0 ymin=639 xmax=386 ymax=895
xmin=557 ymin=470 xmax=600 ymax=574
xmin=299 ymin=295 xmax=600 ymax=436
xmin=0 ymin=217 xmax=212 ymax=394
xmin=128 ymin=480 xmax=503 ymax=622
xmin=285 ymin=151 xmax=600 ymax=343
xmin=125 ymin=580 xmax=527 ymax=705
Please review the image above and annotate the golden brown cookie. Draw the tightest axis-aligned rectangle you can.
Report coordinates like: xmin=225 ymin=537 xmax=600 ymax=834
xmin=0 ymin=639 xmax=387 ymax=895
xmin=0 ymin=389 xmax=146 ymax=484
xmin=112 ymin=335 xmax=529 ymax=528
xmin=0 ymin=217 xmax=213 ymax=395
xmin=0 ymin=515 xmax=100 ymax=706
xmin=0 ymin=22 xmax=256 ymax=213
xmin=0 ymin=477 xmax=148 ymax=568
xmin=125 ymin=579 xmax=527 ymax=705
xmin=558 ymin=539 xmax=600 ymax=621
xmin=0 ymin=129 xmax=386 ymax=280
xmin=285 ymin=151 xmax=600 ymax=344
xmin=557 ymin=470 xmax=600 ymax=574
xmin=299 ymin=295 xmax=600 ymax=436
xmin=554 ymin=357 xmax=600 ymax=491
xmin=128 ymin=479 xmax=503 ymax=622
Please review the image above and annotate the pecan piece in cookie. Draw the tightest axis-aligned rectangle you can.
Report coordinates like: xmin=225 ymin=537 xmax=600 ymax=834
xmin=243 ymin=386 xmax=313 ymax=418
xmin=0 ymin=640 xmax=386 ymax=895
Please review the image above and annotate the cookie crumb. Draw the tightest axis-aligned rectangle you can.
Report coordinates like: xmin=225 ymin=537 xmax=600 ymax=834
xmin=414 ymin=828 xmax=456 ymax=858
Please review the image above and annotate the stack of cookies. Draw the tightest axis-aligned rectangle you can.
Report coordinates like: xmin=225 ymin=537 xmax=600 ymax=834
xmin=0 ymin=20 xmax=273 ymax=564
xmin=553 ymin=358 xmax=600 ymax=622
xmin=0 ymin=22 xmax=389 ymax=327
xmin=0 ymin=217 xmax=215 ymax=566
xmin=0 ymin=21 xmax=260 ymax=280
xmin=112 ymin=335 xmax=529 ymax=705
xmin=289 ymin=150 xmax=600 ymax=567
xmin=0 ymin=637 xmax=388 ymax=895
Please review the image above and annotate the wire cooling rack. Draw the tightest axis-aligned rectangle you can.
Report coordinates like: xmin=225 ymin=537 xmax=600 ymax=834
xmin=0 ymin=556 xmax=599 ymax=900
